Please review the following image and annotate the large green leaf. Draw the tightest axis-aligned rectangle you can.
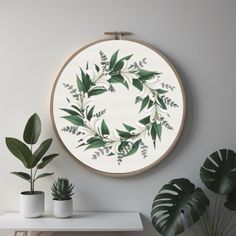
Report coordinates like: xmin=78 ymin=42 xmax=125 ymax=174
xmin=151 ymin=178 xmax=209 ymax=236
xmin=32 ymin=139 xmax=52 ymax=167
xmin=101 ymin=119 xmax=109 ymax=135
xmin=123 ymin=140 xmax=140 ymax=157
xmin=11 ymin=171 xmax=31 ymax=181
xmin=109 ymin=50 xmax=119 ymax=69
xmin=35 ymin=173 xmax=54 ymax=181
xmin=37 ymin=153 xmax=58 ymax=169
xmin=23 ymin=113 xmax=41 ymax=144
xmin=200 ymin=149 xmax=236 ymax=195
xmin=5 ymin=138 xmax=32 ymax=168
xmin=225 ymin=188 xmax=236 ymax=210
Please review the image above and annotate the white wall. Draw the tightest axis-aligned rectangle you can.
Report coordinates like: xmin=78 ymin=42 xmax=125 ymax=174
xmin=1 ymin=0 xmax=236 ymax=235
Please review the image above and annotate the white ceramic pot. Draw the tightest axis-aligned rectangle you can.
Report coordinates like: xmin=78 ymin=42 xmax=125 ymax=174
xmin=53 ymin=199 xmax=73 ymax=218
xmin=20 ymin=191 xmax=44 ymax=218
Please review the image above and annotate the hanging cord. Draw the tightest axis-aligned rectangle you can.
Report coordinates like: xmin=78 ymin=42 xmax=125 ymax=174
xmin=104 ymin=31 xmax=133 ymax=40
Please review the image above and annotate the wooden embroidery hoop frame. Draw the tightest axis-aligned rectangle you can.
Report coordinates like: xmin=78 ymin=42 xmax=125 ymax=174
xmin=50 ymin=32 xmax=186 ymax=177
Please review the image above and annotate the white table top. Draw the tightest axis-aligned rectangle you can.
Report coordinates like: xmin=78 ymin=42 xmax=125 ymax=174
xmin=0 ymin=212 xmax=143 ymax=232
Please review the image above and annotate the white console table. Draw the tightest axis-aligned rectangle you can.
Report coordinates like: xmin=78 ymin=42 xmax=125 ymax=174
xmin=0 ymin=212 xmax=143 ymax=235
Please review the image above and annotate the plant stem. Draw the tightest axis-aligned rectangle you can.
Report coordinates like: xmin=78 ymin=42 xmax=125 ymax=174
xmin=30 ymin=144 xmax=34 ymax=193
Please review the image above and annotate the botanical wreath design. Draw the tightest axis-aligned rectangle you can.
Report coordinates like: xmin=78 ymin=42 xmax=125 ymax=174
xmin=60 ymin=50 xmax=178 ymax=164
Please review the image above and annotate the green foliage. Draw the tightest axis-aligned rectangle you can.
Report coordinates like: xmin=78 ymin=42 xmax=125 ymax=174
xmin=152 ymin=149 xmax=236 ymax=236
xmin=5 ymin=113 xmax=58 ymax=193
xmin=51 ymin=178 xmax=74 ymax=200
xmin=151 ymin=179 xmax=209 ymax=236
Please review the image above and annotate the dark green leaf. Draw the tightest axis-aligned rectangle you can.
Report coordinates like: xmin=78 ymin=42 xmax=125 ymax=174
xmin=109 ymin=50 xmax=119 ymax=69
xmin=88 ymin=88 xmax=107 ymax=96
xmin=200 ymin=149 xmax=236 ymax=195
xmin=157 ymin=89 xmax=168 ymax=94
xmin=85 ymin=140 xmax=106 ymax=150
xmin=37 ymin=154 xmax=57 ymax=169
xmin=42 ymin=153 xmax=59 ymax=162
xmin=116 ymin=130 xmax=133 ymax=139
xmin=151 ymin=178 xmax=209 ymax=236
xmin=123 ymin=123 xmax=135 ymax=132
xmin=139 ymin=116 xmax=150 ymax=126
xmin=157 ymin=97 xmax=167 ymax=110
xmin=113 ymin=54 xmax=133 ymax=72
xmin=225 ymin=188 xmax=236 ymax=210
xmin=87 ymin=106 xmax=95 ymax=120
xmin=139 ymin=96 xmax=149 ymax=112
xmin=76 ymin=74 xmax=85 ymax=92
xmin=23 ymin=113 xmax=41 ymax=145
xmin=62 ymin=115 xmax=84 ymax=126
xmin=11 ymin=172 xmax=31 ymax=181
xmin=5 ymin=137 xmax=32 ymax=168
xmin=155 ymin=123 xmax=162 ymax=141
xmin=138 ymin=69 xmax=159 ymax=81
xmin=80 ymin=68 xmax=90 ymax=91
xmin=32 ymin=139 xmax=52 ymax=167
xmin=108 ymin=74 xmax=128 ymax=89
xmin=151 ymin=126 xmax=156 ymax=148
xmin=101 ymin=120 xmax=109 ymax=135
xmin=60 ymin=108 xmax=79 ymax=116
xmin=132 ymin=79 xmax=143 ymax=91
xmin=123 ymin=140 xmax=140 ymax=157
xmin=35 ymin=173 xmax=54 ymax=181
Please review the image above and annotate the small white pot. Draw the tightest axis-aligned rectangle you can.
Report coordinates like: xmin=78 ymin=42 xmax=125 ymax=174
xmin=20 ymin=191 xmax=44 ymax=218
xmin=53 ymin=199 xmax=73 ymax=218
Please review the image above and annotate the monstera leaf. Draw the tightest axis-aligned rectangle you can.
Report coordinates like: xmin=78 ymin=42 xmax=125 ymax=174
xmin=151 ymin=178 xmax=209 ymax=236
xmin=200 ymin=149 xmax=236 ymax=195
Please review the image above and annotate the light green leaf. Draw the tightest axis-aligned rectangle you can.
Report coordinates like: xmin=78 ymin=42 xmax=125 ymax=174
xmin=155 ymin=123 xmax=162 ymax=141
xmin=11 ymin=172 xmax=31 ymax=181
xmin=62 ymin=115 xmax=84 ymax=126
xmin=5 ymin=137 xmax=32 ymax=168
xmin=138 ymin=70 xmax=160 ymax=81
xmin=23 ymin=113 xmax=41 ymax=145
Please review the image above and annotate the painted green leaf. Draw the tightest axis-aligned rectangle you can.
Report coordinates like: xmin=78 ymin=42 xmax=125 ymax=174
xmin=76 ymin=74 xmax=85 ymax=92
xmin=11 ymin=172 xmax=31 ymax=181
xmin=132 ymin=79 xmax=143 ymax=91
xmin=116 ymin=130 xmax=133 ymax=139
xmin=148 ymin=99 xmax=153 ymax=108
xmin=85 ymin=140 xmax=106 ymax=150
xmin=123 ymin=123 xmax=135 ymax=132
xmin=87 ymin=106 xmax=95 ymax=120
xmin=155 ymin=123 xmax=162 ymax=141
xmin=101 ymin=119 xmax=109 ymax=135
xmin=157 ymin=89 xmax=168 ymax=94
xmin=151 ymin=125 xmax=157 ymax=148
xmin=112 ymin=54 xmax=133 ymax=72
xmin=138 ymin=70 xmax=159 ymax=81
xmin=80 ymin=68 xmax=91 ymax=92
xmin=88 ymin=88 xmax=107 ymax=96
xmin=139 ymin=116 xmax=150 ymax=126
xmin=157 ymin=97 xmax=167 ymax=110
xmin=60 ymin=108 xmax=79 ymax=116
xmin=5 ymin=137 xmax=32 ymax=168
xmin=123 ymin=140 xmax=140 ymax=157
xmin=140 ymin=96 xmax=149 ymax=113
xmin=23 ymin=113 xmax=41 ymax=145
xmin=63 ymin=115 xmax=84 ymax=126
xmin=87 ymin=136 xmax=102 ymax=144
xmin=35 ymin=173 xmax=54 ymax=181
xmin=109 ymin=50 xmax=119 ymax=69
xmin=108 ymin=75 xmax=128 ymax=89
xmin=94 ymin=64 xmax=100 ymax=72
xmin=32 ymin=139 xmax=52 ymax=167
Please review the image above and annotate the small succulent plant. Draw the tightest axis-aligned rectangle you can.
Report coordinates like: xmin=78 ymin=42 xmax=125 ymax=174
xmin=51 ymin=178 xmax=74 ymax=200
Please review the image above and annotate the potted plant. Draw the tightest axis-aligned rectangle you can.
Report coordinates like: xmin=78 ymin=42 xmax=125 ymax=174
xmin=5 ymin=113 xmax=59 ymax=218
xmin=151 ymin=149 xmax=236 ymax=236
xmin=51 ymin=178 xmax=74 ymax=218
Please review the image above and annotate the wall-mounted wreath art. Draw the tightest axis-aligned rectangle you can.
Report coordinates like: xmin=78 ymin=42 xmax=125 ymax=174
xmin=51 ymin=39 xmax=186 ymax=176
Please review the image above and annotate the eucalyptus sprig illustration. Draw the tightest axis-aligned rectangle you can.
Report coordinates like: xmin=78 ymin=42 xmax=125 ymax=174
xmin=60 ymin=50 xmax=178 ymax=163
